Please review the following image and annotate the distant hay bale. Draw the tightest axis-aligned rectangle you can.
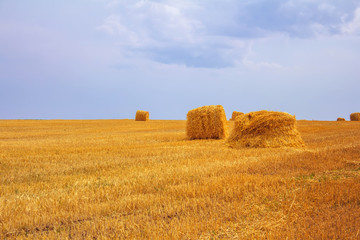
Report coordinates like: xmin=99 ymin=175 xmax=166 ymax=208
xmin=228 ymin=110 xmax=305 ymax=148
xmin=230 ymin=111 xmax=244 ymax=121
xmin=186 ymin=105 xmax=228 ymax=140
xmin=350 ymin=113 xmax=360 ymax=121
xmin=135 ymin=110 xmax=149 ymax=121
xmin=337 ymin=118 xmax=345 ymax=121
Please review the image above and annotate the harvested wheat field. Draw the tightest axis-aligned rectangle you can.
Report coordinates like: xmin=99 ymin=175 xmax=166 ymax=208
xmin=1 ymin=119 xmax=360 ymax=239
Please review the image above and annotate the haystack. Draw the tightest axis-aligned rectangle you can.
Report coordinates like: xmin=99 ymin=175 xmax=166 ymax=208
xmin=350 ymin=112 xmax=360 ymax=121
xmin=186 ymin=105 xmax=228 ymax=139
xmin=337 ymin=118 xmax=345 ymax=121
xmin=135 ymin=110 xmax=149 ymax=121
xmin=228 ymin=110 xmax=305 ymax=148
xmin=230 ymin=111 xmax=244 ymax=121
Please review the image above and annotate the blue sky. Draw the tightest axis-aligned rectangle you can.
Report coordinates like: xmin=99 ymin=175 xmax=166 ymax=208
xmin=0 ymin=0 xmax=359 ymax=120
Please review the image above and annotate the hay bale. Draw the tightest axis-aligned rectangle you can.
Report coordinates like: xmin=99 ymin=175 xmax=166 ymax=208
xmin=350 ymin=112 xmax=360 ymax=121
xmin=186 ymin=105 xmax=228 ymax=139
xmin=228 ymin=110 xmax=305 ymax=148
xmin=337 ymin=118 xmax=345 ymax=121
xmin=135 ymin=110 xmax=149 ymax=121
xmin=230 ymin=111 xmax=244 ymax=121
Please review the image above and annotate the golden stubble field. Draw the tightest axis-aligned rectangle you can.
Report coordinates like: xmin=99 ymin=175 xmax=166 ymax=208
xmin=0 ymin=119 xmax=360 ymax=239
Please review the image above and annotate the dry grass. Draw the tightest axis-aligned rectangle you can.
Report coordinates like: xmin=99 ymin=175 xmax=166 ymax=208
xmin=230 ymin=111 xmax=244 ymax=121
xmin=228 ymin=110 xmax=304 ymax=148
xmin=135 ymin=110 xmax=149 ymax=121
xmin=350 ymin=112 xmax=360 ymax=121
xmin=1 ymin=119 xmax=360 ymax=239
xmin=186 ymin=105 xmax=228 ymax=140
xmin=337 ymin=117 xmax=346 ymax=121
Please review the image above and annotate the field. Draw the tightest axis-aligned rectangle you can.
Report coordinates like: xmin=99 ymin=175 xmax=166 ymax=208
xmin=1 ymin=119 xmax=360 ymax=239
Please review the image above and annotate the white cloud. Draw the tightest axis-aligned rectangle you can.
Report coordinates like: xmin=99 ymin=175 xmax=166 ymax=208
xmin=97 ymin=1 xmax=204 ymax=49
xmin=97 ymin=15 xmax=146 ymax=47
xmin=138 ymin=1 xmax=203 ymax=43
xmin=310 ymin=23 xmax=330 ymax=36
xmin=97 ymin=0 xmax=239 ymax=67
xmin=96 ymin=15 xmax=125 ymax=36
xmin=318 ymin=3 xmax=336 ymax=13
xmin=242 ymin=57 xmax=284 ymax=71
xmin=341 ymin=7 xmax=360 ymax=35
xmin=240 ymin=41 xmax=285 ymax=71
xmin=97 ymin=0 xmax=360 ymax=68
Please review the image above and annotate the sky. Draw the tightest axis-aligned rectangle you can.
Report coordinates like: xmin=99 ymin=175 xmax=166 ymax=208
xmin=0 ymin=0 xmax=359 ymax=120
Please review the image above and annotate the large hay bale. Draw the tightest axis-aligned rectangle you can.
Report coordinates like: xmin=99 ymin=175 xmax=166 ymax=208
xmin=135 ymin=110 xmax=149 ymax=121
xmin=230 ymin=111 xmax=244 ymax=121
xmin=350 ymin=112 xmax=360 ymax=121
xmin=228 ymin=110 xmax=305 ymax=148
xmin=337 ymin=117 xmax=345 ymax=121
xmin=186 ymin=105 xmax=228 ymax=139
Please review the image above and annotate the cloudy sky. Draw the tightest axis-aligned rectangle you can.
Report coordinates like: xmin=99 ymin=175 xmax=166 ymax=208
xmin=0 ymin=0 xmax=359 ymax=120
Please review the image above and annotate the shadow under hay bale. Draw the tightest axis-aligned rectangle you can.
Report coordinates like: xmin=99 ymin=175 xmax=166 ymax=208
xmin=228 ymin=110 xmax=305 ymax=148
xmin=337 ymin=118 xmax=346 ymax=121
xmin=350 ymin=113 xmax=360 ymax=121
xmin=230 ymin=111 xmax=244 ymax=121
xmin=135 ymin=110 xmax=149 ymax=121
xmin=186 ymin=105 xmax=228 ymax=140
